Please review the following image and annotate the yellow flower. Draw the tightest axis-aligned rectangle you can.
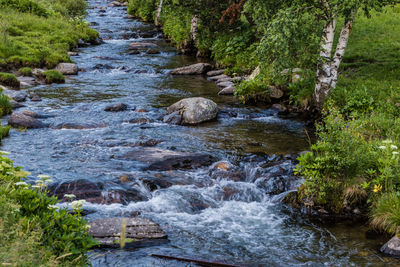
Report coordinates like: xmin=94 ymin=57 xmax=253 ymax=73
xmin=373 ymin=184 xmax=382 ymax=193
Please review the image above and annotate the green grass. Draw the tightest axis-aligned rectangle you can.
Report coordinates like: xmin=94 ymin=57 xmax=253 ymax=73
xmin=43 ymin=70 xmax=64 ymax=84
xmin=0 ymin=72 xmax=19 ymax=88
xmin=18 ymin=67 xmax=32 ymax=76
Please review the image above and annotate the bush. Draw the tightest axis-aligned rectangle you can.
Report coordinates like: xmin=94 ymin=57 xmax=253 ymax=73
xmin=0 ymin=94 xmax=12 ymax=117
xmin=128 ymin=0 xmax=156 ymax=21
xmin=43 ymin=70 xmax=65 ymax=84
xmin=0 ymin=0 xmax=48 ymax=17
xmin=0 ymin=72 xmax=19 ymax=88
xmin=18 ymin=67 xmax=32 ymax=76
xmin=0 ymin=154 xmax=97 ymax=265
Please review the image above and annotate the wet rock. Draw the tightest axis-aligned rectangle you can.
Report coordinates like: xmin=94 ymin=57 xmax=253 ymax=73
xmin=104 ymin=103 xmax=128 ymax=112
xmin=138 ymin=30 xmax=159 ymax=38
xmin=48 ymin=179 xmax=145 ymax=204
xmin=53 ymin=122 xmax=107 ymax=130
xmin=10 ymin=100 xmax=25 ymax=109
xmin=141 ymin=177 xmax=174 ymax=191
xmin=88 ymin=217 xmax=168 ymax=248
xmin=109 ymin=1 xmax=123 ymax=7
xmin=255 ymin=176 xmax=286 ymax=195
xmin=134 ymin=139 xmax=162 ymax=147
xmin=68 ymin=51 xmax=79 ymax=56
xmin=55 ymin=63 xmax=78 ymax=75
xmin=209 ymin=161 xmax=243 ymax=182
xmin=163 ymin=111 xmax=182 ymax=125
xmin=268 ymin=86 xmax=284 ymax=99
xmin=22 ymin=110 xmax=53 ymax=119
xmin=216 ymin=77 xmax=233 ymax=83
xmin=216 ymin=81 xmax=235 ymax=88
xmin=4 ymin=90 xmax=27 ymax=102
xmin=129 ymin=42 xmax=158 ymax=51
xmin=170 ymin=63 xmax=213 ymax=75
xmin=17 ymin=76 xmax=37 ymax=87
xmin=120 ymin=147 xmax=214 ymax=171
xmin=218 ymin=87 xmax=235 ymax=95
xmin=165 ymin=97 xmax=218 ymax=125
xmin=32 ymin=68 xmax=45 ymax=77
xmin=89 ymin=22 xmax=99 ymax=26
xmin=209 ymin=74 xmax=230 ymax=81
xmin=271 ymin=104 xmax=287 ymax=112
xmin=136 ymin=109 xmax=148 ymax=113
xmin=29 ymin=92 xmax=41 ymax=101
xmin=207 ymin=69 xmax=225 ymax=77
xmin=146 ymin=49 xmax=160 ymax=54
xmin=381 ymin=235 xmax=400 ymax=257
xmin=8 ymin=112 xmax=47 ymax=128
xmin=128 ymin=118 xmax=154 ymax=124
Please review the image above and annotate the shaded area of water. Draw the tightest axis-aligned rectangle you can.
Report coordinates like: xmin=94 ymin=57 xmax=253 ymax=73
xmin=2 ymin=1 xmax=399 ymax=266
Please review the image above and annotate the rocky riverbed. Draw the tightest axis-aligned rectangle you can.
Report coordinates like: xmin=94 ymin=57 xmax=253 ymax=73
xmin=1 ymin=0 xmax=399 ymax=266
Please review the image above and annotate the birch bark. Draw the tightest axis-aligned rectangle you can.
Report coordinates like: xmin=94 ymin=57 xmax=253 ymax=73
xmin=155 ymin=0 xmax=164 ymax=27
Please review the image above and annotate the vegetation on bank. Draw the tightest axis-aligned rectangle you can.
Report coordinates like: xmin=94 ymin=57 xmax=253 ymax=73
xmin=129 ymin=0 xmax=400 ymax=235
xmin=0 ymin=152 xmax=96 ymax=265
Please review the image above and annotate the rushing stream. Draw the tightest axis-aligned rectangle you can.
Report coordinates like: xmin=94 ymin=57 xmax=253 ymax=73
xmin=3 ymin=1 xmax=400 ymax=266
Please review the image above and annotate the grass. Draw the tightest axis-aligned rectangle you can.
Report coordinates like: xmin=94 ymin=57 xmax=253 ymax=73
xmin=0 ymin=72 xmax=19 ymax=88
xmin=18 ymin=67 xmax=32 ymax=76
xmin=43 ymin=70 xmax=64 ymax=84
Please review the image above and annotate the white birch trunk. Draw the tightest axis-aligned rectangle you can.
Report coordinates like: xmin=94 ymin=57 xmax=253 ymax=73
xmin=313 ymin=18 xmax=337 ymax=108
xmin=155 ymin=0 xmax=164 ymax=27
xmin=190 ymin=14 xmax=199 ymax=45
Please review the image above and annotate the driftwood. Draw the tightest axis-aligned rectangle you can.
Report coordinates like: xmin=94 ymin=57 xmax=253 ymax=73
xmin=150 ymin=254 xmax=244 ymax=267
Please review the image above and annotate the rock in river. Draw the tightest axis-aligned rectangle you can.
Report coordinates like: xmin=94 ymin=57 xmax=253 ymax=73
xmin=104 ymin=103 xmax=128 ymax=112
xmin=120 ymin=147 xmax=214 ymax=171
xmin=55 ymin=63 xmax=78 ymax=75
xmin=165 ymin=97 xmax=218 ymax=125
xmin=8 ymin=112 xmax=47 ymax=128
xmin=381 ymin=235 xmax=400 ymax=257
xmin=170 ymin=63 xmax=213 ymax=75
xmin=88 ymin=217 xmax=168 ymax=248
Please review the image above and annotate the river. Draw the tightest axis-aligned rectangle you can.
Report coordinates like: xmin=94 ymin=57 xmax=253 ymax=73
xmin=2 ymin=0 xmax=398 ymax=266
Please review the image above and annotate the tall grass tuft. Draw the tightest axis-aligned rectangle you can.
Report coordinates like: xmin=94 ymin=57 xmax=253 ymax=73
xmin=371 ymin=193 xmax=400 ymax=234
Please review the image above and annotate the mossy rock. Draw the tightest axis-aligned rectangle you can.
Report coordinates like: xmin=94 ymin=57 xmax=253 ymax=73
xmin=0 ymin=73 xmax=20 ymax=88
xmin=43 ymin=70 xmax=65 ymax=84
xmin=18 ymin=67 xmax=33 ymax=77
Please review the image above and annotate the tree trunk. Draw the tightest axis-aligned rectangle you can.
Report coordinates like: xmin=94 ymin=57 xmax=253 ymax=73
xmin=190 ymin=14 xmax=199 ymax=45
xmin=155 ymin=0 xmax=164 ymax=27
xmin=313 ymin=18 xmax=337 ymax=108
xmin=313 ymin=13 xmax=355 ymax=108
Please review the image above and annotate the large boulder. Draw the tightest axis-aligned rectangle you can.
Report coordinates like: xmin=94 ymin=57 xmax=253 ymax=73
xmin=55 ymin=63 xmax=78 ymax=75
xmin=120 ymin=147 xmax=214 ymax=171
xmin=88 ymin=217 xmax=168 ymax=248
xmin=381 ymin=235 xmax=400 ymax=257
xmin=4 ymin=90 xmax=27 ymax=102
xmin=170 ymin=63 xmax=213 ymax=75
xmin=165 ymin=97 xmax=218 ymax=125
xmin=8 ymin=112 xmax=47 ymax=129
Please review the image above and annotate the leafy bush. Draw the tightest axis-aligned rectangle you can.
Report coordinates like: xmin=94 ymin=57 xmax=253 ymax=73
xmin=128 ymin=0 xmax=156 ymax=21
xmin=18 ymin=67 xmax=32 ymax=76
xmin=0 ymin=72 xmax=19 ymax=88
xmin=43 ymin=70 xmax=64 ymax=84
xmin=0 ymin=154 xmax=97 ymax=265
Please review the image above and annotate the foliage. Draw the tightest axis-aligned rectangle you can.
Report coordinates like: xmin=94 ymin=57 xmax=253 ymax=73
xmin=18 ymin=67 xmax=32 ymax=76
xmin=128 ymin=0 xmax=156 ymax=21
xmin=43 ymin=70 xmax=65 ymax=84
xmin=0 ymin=94 xmax=12 ymax=117
xmin=371 ymin=192 xmax=400 ymax=234
xmin=0 ymin=0 xmax=48 ymax=17
xmin=0 ymin=72 xmax=19 ymax=88
xmin=0 ymin=154 xmax=97 ymax=265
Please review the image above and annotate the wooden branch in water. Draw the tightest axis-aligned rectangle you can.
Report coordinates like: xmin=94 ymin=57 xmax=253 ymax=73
xmin=150 ymin=254 xmax=244 ymax=267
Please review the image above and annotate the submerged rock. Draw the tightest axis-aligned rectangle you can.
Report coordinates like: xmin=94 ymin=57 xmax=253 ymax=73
xmin=22 ymin=110 xmax=53 ymax=119
xmin=381 ymin=235 xmax=400 ymax=257
xmin=165 ymin=97 xmax=218 ymax=125
xmin=8 ymin=112 xmax=47 ymax=129
xmin=53 ymin=122 xmax=107 ymax=129
xmin=48 ymin=179 xmax=145 ymax=204
xmin=55 ymin=63 xmax=78 ymax=75
xmin=170 ymin=63 xmax=213 ymax=75
xmin=120 ymin=147 xmax=214 ymax=171
xmin=104 ymin=103 xmax=128 ymax=112
xmin=88 ymin=217 xmax=168 ymax=248
xmin=129 ymin=42 xmax=158 ymax=50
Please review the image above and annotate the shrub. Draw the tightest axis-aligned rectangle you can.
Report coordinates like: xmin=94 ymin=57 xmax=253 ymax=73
xmin=0 ymin=0 xmax=49 ymax=17
xmin=43 ymin=70 xmax=65 ymax=84
xmin=371 ymin=193 xmax=400 ymax=234
xmin=0 ymin=72 xmax=19 ymax=88
xmin=0 ymin=94 xmax=12 ymax=117
xmin=18 ymin=67 xmax=32 ymax=76
xmin=128 ymin=0 xmax=156 ymax=21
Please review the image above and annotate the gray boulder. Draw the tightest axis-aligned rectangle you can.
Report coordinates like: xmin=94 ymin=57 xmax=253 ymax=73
xmin=216 ymin=81 xmax=235 ymax=88
xmin=381 ymin=235 xmax=400 ymax=257
xmin=170 ymin=63 xmax=213 ymax=75
xmin=4 ymin=90 xmax=27 ymax=102
xmin=55 ymin=63 xmax=78 ymax=75
xmin=209 ymin=74 xmax=229 ymax=81
xmin=166 ymin=97 xmax=218 ymax=125
xmin=218 ymin=87 xmax=235 ymax=95
xmin=129 ymin=42 xmax=158 ymax=50
xmin=8 ymin=112 xmax=47 ymax=128
xmin=104 ymin=103 xmax=128 ymax=112
xmin=88 ymin=217 xmax=167 ymax=248
xmin=268 ymin=86 xmax=284 ymax=99
xmin=207 ymin=69 xmax=225 ymax=77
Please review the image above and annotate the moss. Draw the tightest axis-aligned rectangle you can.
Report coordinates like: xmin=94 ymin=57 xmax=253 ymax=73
xmin=0 ymin=94 xmax=12 ymax=116
xmin=43 ymin=70 xmax=64 ymax=84
xmin=18 ymin=67 xmax=32 ymax=76
xmin=0 ymin=72 xmax=19 ymax=88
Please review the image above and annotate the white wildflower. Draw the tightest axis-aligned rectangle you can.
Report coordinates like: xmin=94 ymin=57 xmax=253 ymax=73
xmin=15 ymin=181 xmax=28 ymax=187
xmin=379 ymin=146 xmax=387 ymax=150
xmin=64 ymin=194 xmax=76 ymax=199
xmin=48 ymin=205 xmax=58 ymax=210
xmin=383 ymin=140 xmax=393 ymax=144
xmin=393 ymin=152 xmax=399 ymax=155
xmin=391 ymin=145 xmax=398 ymax=150
xmin=37 ymin=174 xmax=51 ymax=180
xmin=0 ymin=151 xmax=10 ymax=155
xmin=71 ymin=200 xmax=85 ymax=211
xmin=31 ymin=185 xmax=40 ymax=189
xmin=84 ymin=224 xmax=91 ymax=229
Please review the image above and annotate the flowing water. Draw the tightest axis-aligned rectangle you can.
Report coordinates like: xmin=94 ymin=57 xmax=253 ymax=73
xmin=3 ymin=1 xmax=400 ymax=266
